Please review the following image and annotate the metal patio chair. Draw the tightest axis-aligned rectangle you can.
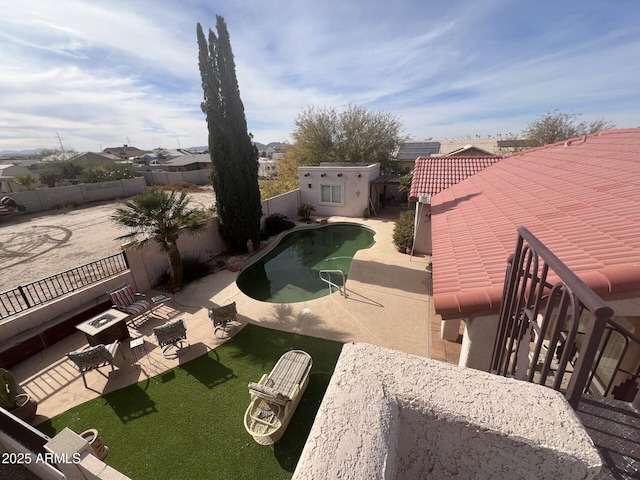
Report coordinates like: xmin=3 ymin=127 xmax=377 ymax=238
xmin=153 ymin=318 xmax=189 ymax=358
xmin=67 ymin=341 xmax=121 ymax=388
xmin=208 ymin=302 xmax=237 ymax=338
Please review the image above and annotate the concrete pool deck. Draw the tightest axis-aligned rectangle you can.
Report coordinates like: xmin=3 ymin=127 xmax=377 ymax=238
xmin=12 ymin=206 xmax=461 ymax=423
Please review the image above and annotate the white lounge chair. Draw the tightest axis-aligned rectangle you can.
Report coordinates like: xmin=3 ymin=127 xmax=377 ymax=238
xmin=244 ymin=350 xmax=312 ymax=445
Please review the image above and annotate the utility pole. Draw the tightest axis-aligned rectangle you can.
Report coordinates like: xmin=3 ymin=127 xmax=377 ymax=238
xmin=56 ymin=132 xmax=65 ymax=152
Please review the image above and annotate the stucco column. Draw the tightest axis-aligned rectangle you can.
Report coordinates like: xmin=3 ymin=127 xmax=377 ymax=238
xmin=458 ymin=314 xmax=500 ymax=371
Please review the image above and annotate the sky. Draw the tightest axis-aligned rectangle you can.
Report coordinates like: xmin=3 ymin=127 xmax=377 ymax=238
xmin=1 ymin=0 xmax=639 ymax=152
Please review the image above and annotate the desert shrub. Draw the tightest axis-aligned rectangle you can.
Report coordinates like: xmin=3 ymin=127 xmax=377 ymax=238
xmin=264 ymin=213 xmax=295 ymax=237
xmin=392 ymin=210 xmax=415 ymax=251
xmin=182 ymin=256 xmax=214 ymax=283
xmin=298 ymin=203 xmax=315 ymax=222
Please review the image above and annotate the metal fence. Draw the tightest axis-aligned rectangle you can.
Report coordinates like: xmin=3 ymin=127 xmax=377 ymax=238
xmin=0 ymin=252 xmax=128 ymax=320
xmin=490 ymin=226 xmax=614 ymax=409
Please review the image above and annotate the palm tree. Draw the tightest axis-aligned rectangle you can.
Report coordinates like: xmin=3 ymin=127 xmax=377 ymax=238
xmin=112 ymin=189 xmax=206 ymax=291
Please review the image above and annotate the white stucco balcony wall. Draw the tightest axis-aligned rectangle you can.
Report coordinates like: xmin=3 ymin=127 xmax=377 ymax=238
xmin=293 ymin=343 xmax=602 ymax=480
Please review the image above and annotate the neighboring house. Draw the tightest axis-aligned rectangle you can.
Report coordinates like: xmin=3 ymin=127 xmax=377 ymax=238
xmin=394 ymin=141 xmax=440 ymax=172
xmin=259 ymin=145 xmax=276 ymax=159
xmin=154 ymin=148 xmax=187 ymax=160
xmin=445 ymin=145 xmax=495 ymax=157
xmin=496 ymin=138 xmax=536 ymax=151
xmin=130 ymin=153 xmax=158 ymax=165
xmin=394 ymin=138 xmax=529 ymax=172
xmin=438 ymin=137 xmax=534 ymax=155
xmin=408 ymin=156 xmax=503 ymax=254
xmin=258 ymin=158 xmax=277 ymax=177
xmin=39 ymin=151 xmax=77 ymax=163
xmin=67 ymin=151 xmax=117 ymax=164
xmin=298 ymin=163 xmax=380 ymax=218
xmin=102 ymin=145 xmax=146 ymax=160
xmin=428 ymin=129 xmax=640 ymax=378
xmin=0 ymin=164 xmax=33 ymax=193
xmin=161 ymin=153 xmax=211 ymax=172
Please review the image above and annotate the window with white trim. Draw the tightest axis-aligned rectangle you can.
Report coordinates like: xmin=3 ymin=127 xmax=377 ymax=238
xmin=320 ymin=184 xmax=343 ymax=205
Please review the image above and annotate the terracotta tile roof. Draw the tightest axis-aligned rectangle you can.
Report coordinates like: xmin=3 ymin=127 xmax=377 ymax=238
xmin=409 ymin=156 xmax=503 ymax=202
xmin=431 ymin=128 xmax=640 ymax=318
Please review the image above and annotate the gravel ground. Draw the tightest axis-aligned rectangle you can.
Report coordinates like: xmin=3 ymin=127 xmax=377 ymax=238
xmin=0 ymin=186 xmax=216 ymax=292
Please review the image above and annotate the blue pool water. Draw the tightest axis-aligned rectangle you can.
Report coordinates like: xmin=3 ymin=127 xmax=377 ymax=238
xmin=236 ymin=223 xmax=375 ymax=303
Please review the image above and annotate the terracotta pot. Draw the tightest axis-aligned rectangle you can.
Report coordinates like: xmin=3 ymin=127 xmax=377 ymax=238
xmin=11 ymin=394 xmax=37 ymax=424
xmin=81 ymin=429 xmax=109 ymax=460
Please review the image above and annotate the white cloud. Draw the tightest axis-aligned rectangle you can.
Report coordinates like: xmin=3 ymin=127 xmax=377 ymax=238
xmin=0 ymin=0 xmax=639 ymax=151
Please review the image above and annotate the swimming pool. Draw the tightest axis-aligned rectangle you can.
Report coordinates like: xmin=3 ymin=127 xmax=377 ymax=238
xmin=237 ymin=223 xmax=375 ymax=303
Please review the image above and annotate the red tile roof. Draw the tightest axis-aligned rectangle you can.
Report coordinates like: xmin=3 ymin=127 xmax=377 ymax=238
xmin=409 ymin=156 xmax=503 ymax=202
xmin=431 ymin=128 xmax=640 ymax=318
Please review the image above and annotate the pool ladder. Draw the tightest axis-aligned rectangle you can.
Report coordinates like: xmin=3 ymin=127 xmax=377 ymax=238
xmin=319 ymin=270 xmax=347 ymax=298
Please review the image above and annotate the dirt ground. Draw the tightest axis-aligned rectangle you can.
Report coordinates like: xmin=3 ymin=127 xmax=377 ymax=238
xmin=0 ymin=186 xmax=216 ymax=292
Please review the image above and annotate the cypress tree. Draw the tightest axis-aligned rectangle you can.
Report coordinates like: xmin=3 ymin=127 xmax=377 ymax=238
xmin=197 ymin=16 xmax=262 ymax=250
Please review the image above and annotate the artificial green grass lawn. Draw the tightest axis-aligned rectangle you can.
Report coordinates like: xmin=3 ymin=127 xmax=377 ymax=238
xmin=37 ymin=324 xmax=343 ymax=480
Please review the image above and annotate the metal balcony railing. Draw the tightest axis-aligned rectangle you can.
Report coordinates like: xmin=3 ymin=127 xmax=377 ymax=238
xmin=0 ymin=252 xmax=128 ymax=320
xmin=490 ymin=226 xmax=627 ymax=409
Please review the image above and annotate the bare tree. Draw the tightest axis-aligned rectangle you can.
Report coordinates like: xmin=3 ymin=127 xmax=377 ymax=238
xmin=523 ymin=110 xmax=615 ymax=146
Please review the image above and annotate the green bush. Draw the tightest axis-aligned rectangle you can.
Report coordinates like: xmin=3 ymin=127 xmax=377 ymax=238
xmin=263 ymin=213 xmax=295 ymax=237
xmin=392 ymin=210 xmax=415 ymax=251
xmin=298 ymin=203 xmax=315 ymax=222
xmin=182 ymin=256 xmax=214 ymax=283
xmin=155 ymin=256 xmax=213 ymax=289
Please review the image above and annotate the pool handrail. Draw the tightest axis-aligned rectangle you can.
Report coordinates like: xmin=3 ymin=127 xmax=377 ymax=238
xmin=319 ymin=270 xmax=347 ymax=298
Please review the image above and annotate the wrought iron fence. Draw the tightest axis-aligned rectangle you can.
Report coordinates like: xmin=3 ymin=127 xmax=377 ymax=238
xmin=0 ymin=252 xmax=128 ymax=320
xmin=490 ymin=226 xmax=615 ymax=409
xmin=585 ymin=318 xmax=640 ymax=408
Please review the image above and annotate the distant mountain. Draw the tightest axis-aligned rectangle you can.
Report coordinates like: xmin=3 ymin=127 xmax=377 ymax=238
xmin=253 ymin=142 xmax=286 ymax=150
xmin=0 ymin=148 xmax=46 ymax=156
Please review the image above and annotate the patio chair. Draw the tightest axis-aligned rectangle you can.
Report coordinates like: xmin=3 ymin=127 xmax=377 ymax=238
xmin=108 ymin=284 xmax=152 ymax=326
xmin=67 ymin=341 xmax=121 ymax=388
xmin=153 ymin=318 xmax=189 ymax=358
xmin=208 ymin=302 xmax=237 ymax=338
xmin=244 ymin=350 xmax=312 ymax=445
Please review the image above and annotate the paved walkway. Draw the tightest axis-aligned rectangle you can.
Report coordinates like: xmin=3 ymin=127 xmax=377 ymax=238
xmin=12 ymin=207 xmax=460 ymax=424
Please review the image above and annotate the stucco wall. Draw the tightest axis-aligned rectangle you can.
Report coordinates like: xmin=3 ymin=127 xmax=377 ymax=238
xmin=139 ymin=169 xmax=211 ymax=186
xmin=294 ymin=343 xmax=601 ymax=480
xmin=261 ymin=189 xmax=301 ymax=226
xmin=413 ymin=202 xmax=432 ymax=254
xmin=298 ymin=164 xmax=380 ymax=218
xmin=124 ymin=217 xmax=229 ymax=292
xmin=6 ymin=178 xmax=146 ymax=213
xmin=0 ymin=272 xmax=133 ymax=345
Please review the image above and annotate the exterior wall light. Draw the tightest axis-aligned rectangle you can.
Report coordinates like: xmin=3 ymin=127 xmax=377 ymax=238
xmin=357 ymin=173 xmax=362 ymax=178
